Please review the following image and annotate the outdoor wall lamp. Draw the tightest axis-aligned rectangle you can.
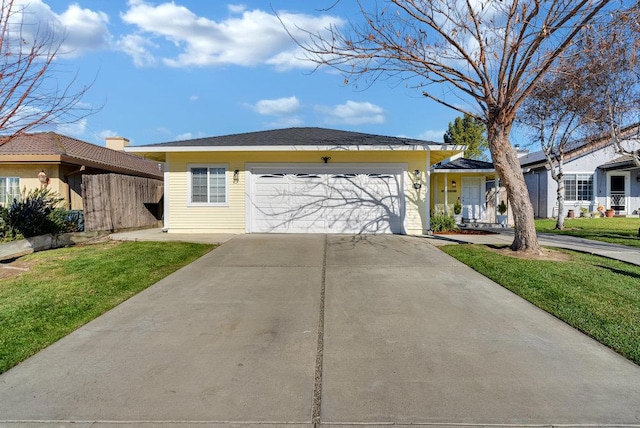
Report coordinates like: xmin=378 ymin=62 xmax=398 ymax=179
xmin=414 ymin=169 xmax=420 ymax=178
xmin=451 ymin=180 xmax=457 ymax=189
xmin=233 ymin=169 xmax=239 ymax=183
xmin=322 ymin=156 xmax=331 ymax=163
xmin=38 ymin=170 xmax=49 ymax=188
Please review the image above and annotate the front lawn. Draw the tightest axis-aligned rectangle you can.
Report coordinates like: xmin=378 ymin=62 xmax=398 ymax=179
xmin=441 ymin=244 xmax=640 ymax=365
xmin=536 ymin=217 xmax=640 ymax=248
xmin=0 ymin=241 xmax=214 ymax=374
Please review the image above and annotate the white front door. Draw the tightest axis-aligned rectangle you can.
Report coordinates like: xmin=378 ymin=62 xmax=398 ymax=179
xmin=607 ymin=172 xmax=629 ymax=213
xmin=461 ymin=177 xmax=484 ymax=220
xmin=249 ymin=164 xmax=405 ymax=234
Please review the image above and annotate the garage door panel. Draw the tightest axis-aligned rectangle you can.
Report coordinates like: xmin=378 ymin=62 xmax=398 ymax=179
xmin=251 ymin=167 xmax=404 ymax=234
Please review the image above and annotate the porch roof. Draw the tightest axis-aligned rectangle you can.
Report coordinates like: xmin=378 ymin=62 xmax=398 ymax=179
xmin=431 ymin=158 xmax=495 ymax=173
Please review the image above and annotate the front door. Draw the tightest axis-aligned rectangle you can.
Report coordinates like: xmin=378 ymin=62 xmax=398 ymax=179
xmin=609 ymin=174 xmax=627 ymax=213
xmin=461 ymin=177 xmax=483 ymax=221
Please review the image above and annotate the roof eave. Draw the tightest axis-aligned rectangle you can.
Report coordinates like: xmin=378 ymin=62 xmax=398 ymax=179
xmin=431 ymin=168 xmax=496 ymax=173
xmin=127 ymin=144 xmax=458 ymax=153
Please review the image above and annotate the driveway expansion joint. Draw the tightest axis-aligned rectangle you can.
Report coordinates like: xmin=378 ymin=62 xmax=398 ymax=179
xmin=312 ymin=235 xmax=328 ymax=426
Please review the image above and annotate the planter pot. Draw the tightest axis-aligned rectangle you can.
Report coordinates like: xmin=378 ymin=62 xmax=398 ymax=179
xmin=454 ymin=214 xmax=463 ymax=224
xmin=497 ymin=214 xmax=508 ymax=226
xmin=605 ymin=209 xmax=615 ymax=218
xmin=567 ymin=209 xmax=574 ymax=218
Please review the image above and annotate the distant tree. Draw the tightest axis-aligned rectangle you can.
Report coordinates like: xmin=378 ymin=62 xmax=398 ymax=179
xmin=443 ymin=114 xmax=488 ymax=160
xmin=578 ymin=8 xmax=640 ymax=165
xmin=519 ymin=58 xmax=593 ymax=230
xmin=293 ymin=0 xmax=620 ymax=253
xmin=0 ymin=0 xmax=93 ymax=139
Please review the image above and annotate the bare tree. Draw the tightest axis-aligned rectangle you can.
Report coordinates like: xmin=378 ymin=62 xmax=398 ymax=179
xmin=579 ymin=8 xmax=640 ymax=165
xmin=292 ymin=0 xmax=624 ymax=252
xmin=519 ymin=59 xmax=593 ymax=230
xmin=0 ymin=0 xmax=93 ymax=140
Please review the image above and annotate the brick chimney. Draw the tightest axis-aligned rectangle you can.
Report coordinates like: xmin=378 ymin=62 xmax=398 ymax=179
xmin=105 ymin=136 xmax=130 ymax=151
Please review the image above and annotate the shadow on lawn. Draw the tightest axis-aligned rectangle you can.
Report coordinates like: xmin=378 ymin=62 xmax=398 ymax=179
xmin=594 ymin=264 xmax=640 ymax=280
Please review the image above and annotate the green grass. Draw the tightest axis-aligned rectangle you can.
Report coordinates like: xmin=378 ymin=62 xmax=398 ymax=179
xmin=0 ymin=241 xmax=214 ymax=374
xmin=536 ymin=217 xmax=640 ymax=248
xmin=441 ymin=244 xmax=640 ymax=365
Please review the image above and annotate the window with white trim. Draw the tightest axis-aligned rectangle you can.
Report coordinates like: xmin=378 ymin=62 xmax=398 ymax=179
xmin=188 ymin=165 xmax=227 ymax=205
xmin=563 ymin=174 xmax=593 ymax=202
xmin=0 ymin=177 xmax=20 ymax=206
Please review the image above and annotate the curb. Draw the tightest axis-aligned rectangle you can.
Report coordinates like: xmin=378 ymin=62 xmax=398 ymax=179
xmin=0 ymin=231 xmax=110 ymax=261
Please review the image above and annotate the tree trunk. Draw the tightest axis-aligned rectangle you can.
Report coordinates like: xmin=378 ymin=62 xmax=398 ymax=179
xmin=555 ymin=176 xmax=565 ymax=230
xmin=487 ymin=119 xmax=542 ymax=254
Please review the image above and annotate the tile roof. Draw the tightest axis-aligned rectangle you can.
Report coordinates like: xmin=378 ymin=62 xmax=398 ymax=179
xmin=141 ymin=127 xmax=442 ymax=148
xmin=0 ymin=132 xmax=163 ymax=179
xmin=432 ymin=158 xmax=495 ymax=170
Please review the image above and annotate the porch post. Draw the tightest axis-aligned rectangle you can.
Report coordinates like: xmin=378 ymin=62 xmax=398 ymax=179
xmin=163 ymin=160 xmax=170 ymax=231
xmin=444 ymin=173 xmax=449 ymax=215
xmin=425 ymin=151 xmax=431 ymax=233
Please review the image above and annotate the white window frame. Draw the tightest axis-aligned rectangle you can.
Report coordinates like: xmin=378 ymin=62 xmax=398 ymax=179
xmin=0 ymin=177 xmax=20 ymax=207
xmin=563 ymin=173 xmax=594 ymax=203
xmin=187 ymin=164 xmax=229 ymax=207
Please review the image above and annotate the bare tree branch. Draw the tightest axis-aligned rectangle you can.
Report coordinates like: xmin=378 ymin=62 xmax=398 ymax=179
xmin=0 ymin=0 xmax=95 ymax=141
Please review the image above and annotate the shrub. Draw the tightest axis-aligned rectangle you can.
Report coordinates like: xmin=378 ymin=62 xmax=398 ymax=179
xmin=453 ymin=199 xmax=462 ymax=215
xmin=431 ymin=214 xmax=458 ymax=232
xmin=6 ymin=188 xmax=65 ymax=238
xmin=498 ymin=200 xmax=508 ymax=215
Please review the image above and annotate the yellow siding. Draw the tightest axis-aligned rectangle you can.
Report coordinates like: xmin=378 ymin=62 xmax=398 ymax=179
xmin=167 ymin=151 xmax=431 ymax=234
xmin=0 ymin=165 xmax=70 ymax=207
xmin=430 ymin=172 xmax=497 ymax=215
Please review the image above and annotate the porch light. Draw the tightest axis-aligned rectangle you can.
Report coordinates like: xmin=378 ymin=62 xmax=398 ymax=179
xmin=233 ymin=169 xmax=239 ymax=183
xmin=38 ymin=170 xmax=49 ymax=188
xmin=451 ymin=180 xmax=457 ymax=188
xmin=414 ymin=169 xmax=420 ymax=178
xmin=322 ymin=156 xmax=331 ymax=163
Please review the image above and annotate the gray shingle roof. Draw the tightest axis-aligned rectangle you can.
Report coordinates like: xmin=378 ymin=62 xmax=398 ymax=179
xmin=141 ymin=127 xmax=441 ymax=148
xmin=432 ymin=158 xmax=495 ymax=170
xmin=0 ymin=132 xmax=163 ymax=179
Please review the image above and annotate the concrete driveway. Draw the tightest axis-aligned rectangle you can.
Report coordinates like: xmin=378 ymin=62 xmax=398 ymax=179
xmin=1 ymin=234 xmax=639 ymax=426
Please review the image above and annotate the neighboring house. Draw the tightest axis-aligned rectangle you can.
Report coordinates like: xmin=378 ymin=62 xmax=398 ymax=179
xmin=128 ymin=127 xmax=463 ymax=234
xmin=0 ymin=133 xmax=164 ymax=209
xmin=431 ymin=157 xmax=509 ymax=224
xmin=519 ymin=128 xmax=640 ymax=218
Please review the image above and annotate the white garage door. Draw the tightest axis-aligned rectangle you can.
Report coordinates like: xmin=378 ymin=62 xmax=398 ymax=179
xmin=249 ymin=165 xmax=405 ymax=234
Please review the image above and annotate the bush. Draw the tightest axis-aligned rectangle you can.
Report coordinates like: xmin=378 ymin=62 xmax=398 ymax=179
xmin=3 ymin=188 xmax=86 ymax=238
xmin=431 ymin=214 xmax=458 ymax=232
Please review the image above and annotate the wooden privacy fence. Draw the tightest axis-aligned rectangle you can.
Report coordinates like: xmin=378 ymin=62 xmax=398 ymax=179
xmin=82 ymin=174 xmax=163 ymax=231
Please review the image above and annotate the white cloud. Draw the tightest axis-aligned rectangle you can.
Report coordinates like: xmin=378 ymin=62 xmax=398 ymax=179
xmin=12 ymin=0 xmax=110 ymax=57
xmin=228 ymin=4 xmax=247 ymax=14
xmin=417 ymin=129 xmax=446 ymax=142
xmin=119 ymin=1 xmax=343 ymax=69
xmin=317 ymin=101 xmax=386 ymax=125
xmin=253 ymin=96 xmax=300 ymax=116
xmin=117 ymin=34 xmax=157 ymax=67
xmin=175 ymin=131 xmax=206 ymax=141
xmin=189 ymin=95 xmax=199 ymax=101
xmin=95 ymin=129 xmax=119 ymax=141
xmin=56 ymin=118 xmax=88 ymax=137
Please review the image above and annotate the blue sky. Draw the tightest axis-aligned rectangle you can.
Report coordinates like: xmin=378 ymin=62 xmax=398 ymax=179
xmin=21 ymin=0 xmax=502 ymax=147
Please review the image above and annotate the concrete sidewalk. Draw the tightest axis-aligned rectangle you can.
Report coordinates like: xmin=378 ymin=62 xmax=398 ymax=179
xmin=426 ymin=228 xmax=640 ymax=265
xmin=109 ymin=228 xmax=236 ymax=245
xmin=1 ymin=234 xmax=640 ymax=426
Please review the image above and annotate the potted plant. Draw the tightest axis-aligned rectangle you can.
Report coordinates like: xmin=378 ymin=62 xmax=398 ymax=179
xmin=497 ymin=200 xmax=508 ymax=226
xmin=453 ymin=199 xmax=462 ymax=224
xmin=605 ymin=208 xmax=615 ymax=218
